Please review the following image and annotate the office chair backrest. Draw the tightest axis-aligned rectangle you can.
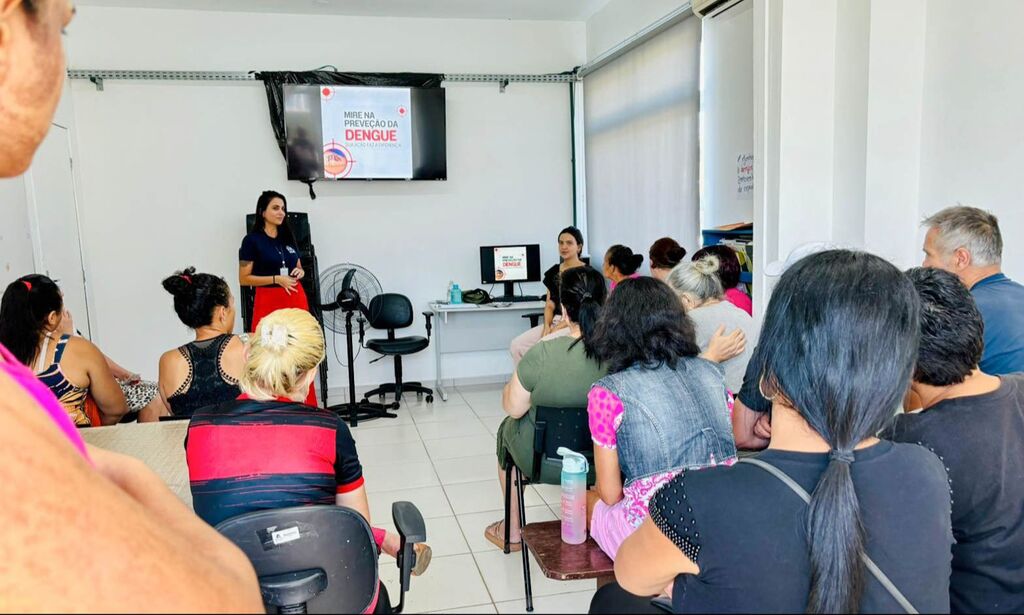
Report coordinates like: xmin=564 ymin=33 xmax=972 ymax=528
xmin=532 ymin=405 xmax=594 ymax=484
xmin=216 ymin=506 xmax=379 ymax=614
xmin=366 ymin=293 xmax=414 ymax=330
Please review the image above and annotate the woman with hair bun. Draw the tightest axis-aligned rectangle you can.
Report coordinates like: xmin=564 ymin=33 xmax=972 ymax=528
xmin=691 ymin=244 xmax=752 ymax=315
xmin=158 ymin=267 xmax=245 ymax=419
xmin=648 ymin=237 xmax=687 ymax=282
xmin=603 ymin=245 xmax=644 ymax=290
xmin=667 ymin=255 xmax=757 ymax=392
xmin=186 ymin=309 xmax=432 ymax=611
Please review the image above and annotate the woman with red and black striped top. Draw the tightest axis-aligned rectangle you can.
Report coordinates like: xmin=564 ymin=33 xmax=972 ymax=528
xmin=185 ymin=309 xmax=430 ymax=612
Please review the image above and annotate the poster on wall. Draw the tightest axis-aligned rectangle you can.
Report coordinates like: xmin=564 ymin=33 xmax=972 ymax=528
xmin=737 ymin=152 xmax=754 ymax=199
xmin=320 ymin=86 xmax=413 ymax=179
xmin=493 ymin=246 xmax=528 ymax=281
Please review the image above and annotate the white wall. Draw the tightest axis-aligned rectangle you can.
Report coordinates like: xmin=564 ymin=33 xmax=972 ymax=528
xmin=585 ymin=0 xmax=689 ymax=61
xmin=919 ymin=0 xmax=1024 ymax=280
xmin=0 ymin=178 xmax=34 ymax=290
xmin=64 ymin=7 xmax=585 ymax=388
xmin=701 ymin=0 xmax=754 ymax=228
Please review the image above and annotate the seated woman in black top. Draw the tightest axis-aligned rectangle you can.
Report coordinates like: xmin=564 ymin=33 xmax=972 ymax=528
xmin=159 ymin=268 xmax=244 ymax=418
xmin=600 ymin=251 xmax=954 ymax=614
xmin=509 ymin=226 xmax=586 ymax=364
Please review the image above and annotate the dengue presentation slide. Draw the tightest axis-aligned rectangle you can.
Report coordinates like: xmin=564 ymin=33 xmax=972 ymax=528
xmin=321 ymin=86 xmax=413 ymax=179
xmin=493 ymin=246 xmax=529 ymax=281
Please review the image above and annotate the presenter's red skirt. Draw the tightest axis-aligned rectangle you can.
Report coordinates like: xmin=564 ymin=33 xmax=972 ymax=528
xmin=252 ymin=284 xmax=319 ymax=407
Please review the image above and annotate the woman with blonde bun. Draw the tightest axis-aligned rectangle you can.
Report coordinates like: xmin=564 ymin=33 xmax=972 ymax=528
xmin=667 ymin=255 xmax=758 ymax=392
xmin=186 ymin=309 xmax=431 ymax=613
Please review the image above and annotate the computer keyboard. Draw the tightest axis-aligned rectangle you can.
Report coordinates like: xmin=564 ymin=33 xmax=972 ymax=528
xmin=499 ymin=295 xmax=544 ymax=303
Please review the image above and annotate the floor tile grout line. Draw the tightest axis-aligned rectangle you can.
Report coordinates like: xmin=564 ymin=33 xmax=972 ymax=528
xmin=433 ymin=385 xmax=501 ymax=611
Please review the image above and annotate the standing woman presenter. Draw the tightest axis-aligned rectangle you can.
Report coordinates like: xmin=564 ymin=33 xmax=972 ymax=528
xmin=238 ymin=190 xmax=317 ymax=406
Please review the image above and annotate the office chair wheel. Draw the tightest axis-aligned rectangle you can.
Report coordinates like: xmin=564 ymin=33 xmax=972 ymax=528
xmin=390 ymin=402 xmax=401 ymax=410
xmin=425 ymin=395 xmax=434 ymax=403
xmin=416 ymin=391 xmax=423 ymax=399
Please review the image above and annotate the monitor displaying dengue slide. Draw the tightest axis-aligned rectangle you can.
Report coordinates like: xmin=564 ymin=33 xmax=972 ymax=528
xmin=283 ymin=84 xmax=447 ymax=181
xmin=493 ymin=246 xmax=529 ymax=281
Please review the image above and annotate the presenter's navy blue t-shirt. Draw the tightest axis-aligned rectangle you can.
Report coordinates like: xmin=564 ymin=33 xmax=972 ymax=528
xmin=238 ymin=231 xmax=301 ymax=277
xmin=971 ymin=273 xmax=1024 ymax=375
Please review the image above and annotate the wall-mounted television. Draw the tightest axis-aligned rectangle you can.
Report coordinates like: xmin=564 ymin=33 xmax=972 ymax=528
xmin=283 ymin=84 xmax=447 ymax=181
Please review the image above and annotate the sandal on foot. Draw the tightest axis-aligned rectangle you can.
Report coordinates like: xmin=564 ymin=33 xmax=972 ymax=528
xmin=412 ymin=543 xmax=432 ymax=576
xmin=484 ymin=520 xmax=521 ymax=552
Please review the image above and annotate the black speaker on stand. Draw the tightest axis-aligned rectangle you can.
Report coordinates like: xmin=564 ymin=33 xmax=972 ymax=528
xmin=242 ymin=212 xmax=329 ymax=408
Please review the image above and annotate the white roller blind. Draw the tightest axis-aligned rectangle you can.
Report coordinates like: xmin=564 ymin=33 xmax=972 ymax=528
xmin=583 ymin=16 xmax=702 ymax=269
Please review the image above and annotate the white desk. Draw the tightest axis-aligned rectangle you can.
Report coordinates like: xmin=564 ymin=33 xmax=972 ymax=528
xmin=428 ymin=300 xmax=546 ymax=401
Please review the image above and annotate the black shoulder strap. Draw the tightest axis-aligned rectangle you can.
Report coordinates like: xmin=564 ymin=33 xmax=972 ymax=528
xmin=737 ymin=458 xmax=919 ymax=614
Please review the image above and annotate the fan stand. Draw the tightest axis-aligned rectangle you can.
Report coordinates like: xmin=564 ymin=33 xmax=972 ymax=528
xmin=327 ymin=310 xmax=396 ymax=427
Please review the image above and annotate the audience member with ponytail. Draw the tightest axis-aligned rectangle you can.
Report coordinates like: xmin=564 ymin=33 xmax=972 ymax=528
xmin=667 ymin=255 xmax=757 ymax=392
xmin=598 ymin=251 xmax=953 ymax=614
xmin=158 ymin=267 xmax=245 ymax=419
xmin=186 ymin=308 xmax=431 ymax=613
xmin=603 ymin=245 xmax=644 ymax=290
xmin=486 ymin=266 xmax=609 ymax=551
xmin=0 ymin=275 xmax=129 ymax=426
xmin=648 ymin=237 xmax=687 ymax=281
xmin=585 ymin=277 xmax=737 ymax=561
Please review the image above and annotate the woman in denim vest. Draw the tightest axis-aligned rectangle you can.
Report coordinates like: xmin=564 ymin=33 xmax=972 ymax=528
xmin=586 ymin=277 xmax=737 ymax=560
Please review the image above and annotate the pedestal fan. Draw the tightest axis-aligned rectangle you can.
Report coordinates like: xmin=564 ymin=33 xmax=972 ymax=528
xmin=318 ymin=263 xmax=394 ymax=426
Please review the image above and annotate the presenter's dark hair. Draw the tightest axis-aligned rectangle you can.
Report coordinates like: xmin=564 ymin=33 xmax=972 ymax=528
xmin=749 ymin=250 xmax=919 ymax=613
xmin=649 ymin=237 xmax=687 ymax=270
xmin=0 ymin=274 xmax=63 ymax=366
xmin=606 ymin=245 xmax=644 ymax=276
xmin=591 ymin=277 xmax=699 ymax=373
xmin=906 ymin=267 xmax=984 ymax=386
xmin=691 ymin=244 xmax=741 ymax=290
xmin=559 ymin=266 xmax=607 ymax=359
xmin=558 ymin=226 xmax=585 ymax=257
xmin=254 ymin=190 xmax=297 ymax=248
xmin=162 ymin=267 xmax=232 ymax=329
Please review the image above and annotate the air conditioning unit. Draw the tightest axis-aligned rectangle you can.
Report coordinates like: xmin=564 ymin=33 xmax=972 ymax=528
xmin=692 ymin=0 xmax=742 ymax=18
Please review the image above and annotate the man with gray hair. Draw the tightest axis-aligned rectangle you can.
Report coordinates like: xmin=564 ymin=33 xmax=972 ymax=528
xmin=922 ymin=205 xmax=1024 ymax=375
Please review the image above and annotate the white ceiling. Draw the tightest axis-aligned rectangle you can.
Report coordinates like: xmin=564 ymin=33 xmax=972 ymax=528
xmin=73 ymin=0 xmax=613 ymax=21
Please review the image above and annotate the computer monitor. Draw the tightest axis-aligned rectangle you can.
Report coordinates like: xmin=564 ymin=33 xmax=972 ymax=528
xmin=480 ymin=244 xmax=542 ymax=300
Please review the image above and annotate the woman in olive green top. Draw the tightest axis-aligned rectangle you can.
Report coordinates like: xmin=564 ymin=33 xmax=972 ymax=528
xmin=487 ymin=266 xmax=608 ymax=551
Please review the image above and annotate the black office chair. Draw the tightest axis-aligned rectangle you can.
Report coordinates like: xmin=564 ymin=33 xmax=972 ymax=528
xmin=216 ymin=502 xmax=426 ymax=614
xmin=503 ymin=405 xmax=595 ymax=612
xmin=360 ymin=294 xmax=434 ymax=409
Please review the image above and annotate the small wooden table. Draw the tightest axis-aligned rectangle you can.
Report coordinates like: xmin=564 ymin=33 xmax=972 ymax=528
xmin=521 ymin=521 xmax=616 ymax=587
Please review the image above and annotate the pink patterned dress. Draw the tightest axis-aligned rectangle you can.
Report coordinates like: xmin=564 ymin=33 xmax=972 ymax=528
xmin=587 ymin=385 xmax=734 ymax=559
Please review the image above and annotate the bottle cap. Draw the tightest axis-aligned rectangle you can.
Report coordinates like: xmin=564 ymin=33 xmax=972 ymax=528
xmin=557 ymin=447 xmax=589 ymax=474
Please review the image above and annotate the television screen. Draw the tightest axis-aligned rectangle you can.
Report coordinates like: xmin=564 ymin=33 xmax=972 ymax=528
xmin=283 ymin=84 xmax=447 ymax=181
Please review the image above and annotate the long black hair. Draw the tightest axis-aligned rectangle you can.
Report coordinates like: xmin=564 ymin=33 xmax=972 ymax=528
xmin=0 ymin=274 xmax=63 ymax=365
xmin=591 ymin=277 xmax=700 ymax=373
xmin=606 ymin=244 xmax=644 ymax=276
xmin=749 ymin=250 xmax=920 ymax=613
xmin=162 ymin=267 xmax=232 ymax=329
xmin=559 ymin=266 xmax=607 ymax=359
xmin=253 ymin=190 xmax=297 ymax=248
xmin=559 ymin=226 xmax=584 ymax=258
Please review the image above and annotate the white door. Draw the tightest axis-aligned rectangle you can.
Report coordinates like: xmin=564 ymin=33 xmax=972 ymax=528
xmin=26 ymin=123 xmax=92 ymax=339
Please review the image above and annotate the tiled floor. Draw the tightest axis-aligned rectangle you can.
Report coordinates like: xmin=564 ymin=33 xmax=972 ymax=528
xmin=80 ymin=383 xmax=595 ymax=614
